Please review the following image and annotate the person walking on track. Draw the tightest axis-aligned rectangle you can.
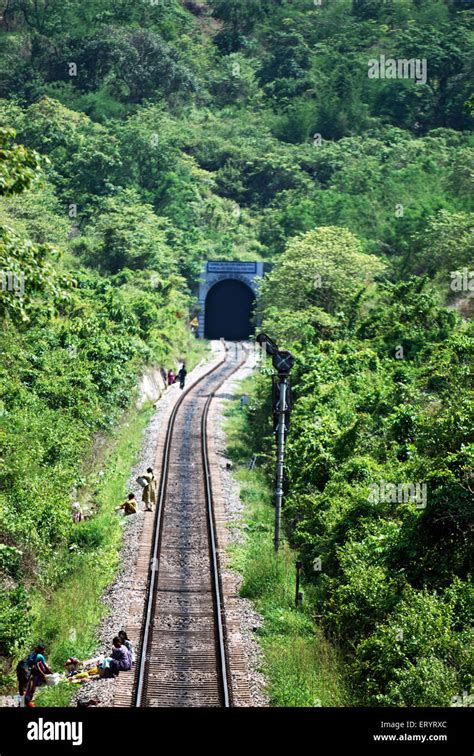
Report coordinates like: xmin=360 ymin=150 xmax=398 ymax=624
xmin=177 ymin=364 xmax=187 ymax=390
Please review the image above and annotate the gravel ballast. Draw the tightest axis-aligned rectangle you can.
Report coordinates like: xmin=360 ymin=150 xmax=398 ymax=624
xmin=71 ymin=342 xmax=267 ymax=707
xmin=209 ymin=346 xmax=268 ymax=707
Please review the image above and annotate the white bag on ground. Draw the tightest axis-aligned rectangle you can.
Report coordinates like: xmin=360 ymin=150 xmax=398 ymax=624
xmin=44 ymin=673 xmax=61 ymax=686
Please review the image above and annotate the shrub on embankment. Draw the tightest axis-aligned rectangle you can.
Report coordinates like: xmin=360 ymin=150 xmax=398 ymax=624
xmin=246 ymin=228 xmax=474 ymax=706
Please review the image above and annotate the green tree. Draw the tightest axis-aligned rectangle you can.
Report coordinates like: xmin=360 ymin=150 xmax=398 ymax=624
xmin=211 ymin=0 xmax=269 ymax=51
xmin=0 ymin=128 xmax=43 ymax=197
xmin=260 ymin=226 xmax=386 ymax=317
xmin=407 ymin=210 xmax=474 ymax=277
xmin=75 ymin=189 xmax=177 ymax=275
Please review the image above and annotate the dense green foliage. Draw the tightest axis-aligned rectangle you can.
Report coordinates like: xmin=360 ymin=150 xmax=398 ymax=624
xmin=253 ymin=236 xmax=473 ymax=705
xmin=0 ymin=0 xmax=472 ymax=275
xmin=0 ymin=0 xmax=472 ymax=703
xmin=0 ymin=132 xmax=194 ymax=677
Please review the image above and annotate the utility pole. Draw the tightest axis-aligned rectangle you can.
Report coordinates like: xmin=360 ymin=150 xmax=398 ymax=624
xmin=256 ymin=333 xmax=294 ymax=551
xmin=274 ymin=371 xmax=288 ymax=552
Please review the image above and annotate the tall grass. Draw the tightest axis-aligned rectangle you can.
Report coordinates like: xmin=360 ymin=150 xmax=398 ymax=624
xmin=33 ymin=403 xmax=154 ymax=706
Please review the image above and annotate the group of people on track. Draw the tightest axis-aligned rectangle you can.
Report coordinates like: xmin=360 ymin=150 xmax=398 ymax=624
xmin=16 ymin=631 xmax=136 ymax=706
xmin=115 ymin=362 xmax=187 ymax=518
xmin=115 ymin=465 xmax=156 ymax=516
xmin=167 ymin=362 xmax=187 ymax=390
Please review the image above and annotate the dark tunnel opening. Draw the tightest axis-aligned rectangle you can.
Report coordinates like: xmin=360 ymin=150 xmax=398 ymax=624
xmin=204 ymin=279 xmax=255 ymax=340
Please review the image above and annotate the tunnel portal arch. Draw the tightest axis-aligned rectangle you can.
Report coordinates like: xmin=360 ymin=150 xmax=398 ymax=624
xmin=197 ymin=261 xmax=266 ymax=340
xmin=205 ymin=279 xmax=255 ymax=340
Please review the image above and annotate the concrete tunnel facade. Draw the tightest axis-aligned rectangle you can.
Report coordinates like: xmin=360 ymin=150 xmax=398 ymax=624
xmin=197 ymin=261 xmax=267 ymax=340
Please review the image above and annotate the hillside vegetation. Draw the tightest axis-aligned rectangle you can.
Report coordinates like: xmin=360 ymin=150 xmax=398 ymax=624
xmin=0 ymin=0 xmax=472 ymax=704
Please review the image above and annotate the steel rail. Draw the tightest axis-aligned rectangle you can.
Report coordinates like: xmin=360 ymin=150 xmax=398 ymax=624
xmin=201 ymin=343 xmax=248 ymax=707
xmin=134 ymin=341 xmax=247 ymax=707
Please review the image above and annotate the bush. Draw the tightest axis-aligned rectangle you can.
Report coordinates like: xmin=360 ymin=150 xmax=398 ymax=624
xmin=0 ymin=588 xmax=30 ymax=657
xmin=352 ymin=588 xmax=464 ymax=705
xmin=69 ymin=519 xmax=107 ymax=550
xmin=0 ymin=545 xmax=23 ymax=578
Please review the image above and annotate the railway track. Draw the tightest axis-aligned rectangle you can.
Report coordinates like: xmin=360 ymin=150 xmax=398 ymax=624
xmin=134 ymin=341 xmax=247 ymax=707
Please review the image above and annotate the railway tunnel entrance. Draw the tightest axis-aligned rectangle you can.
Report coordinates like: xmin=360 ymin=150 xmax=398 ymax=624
xmin=205 ymin=280 xmax=255 ymax=340
xmin=197 ymin=260 xmax=267 ymax=340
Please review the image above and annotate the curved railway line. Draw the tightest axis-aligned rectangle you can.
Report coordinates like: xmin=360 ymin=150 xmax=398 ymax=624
xmin=133 ymin=341 xmax=248 ymax=707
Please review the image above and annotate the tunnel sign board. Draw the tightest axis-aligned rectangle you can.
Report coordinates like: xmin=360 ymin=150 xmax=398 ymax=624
xmin=207 ymin=261 xmax=258 ymax=274
xmin=197 ymin=260 xmax=266 ymax=340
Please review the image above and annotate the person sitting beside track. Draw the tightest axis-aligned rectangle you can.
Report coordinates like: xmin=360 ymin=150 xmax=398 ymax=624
xmin=99 ymin=637 xmax=131 ymax=678
xmin=118 ymin=631 xmax=135 ymax=664
xmin=114 ymin=493 xmax=137 ymax=516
